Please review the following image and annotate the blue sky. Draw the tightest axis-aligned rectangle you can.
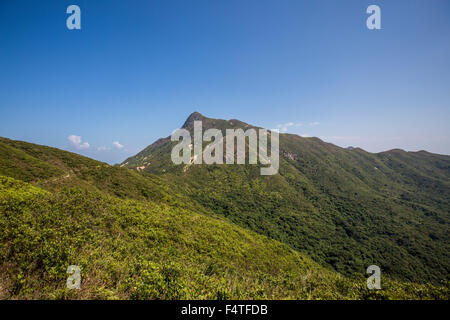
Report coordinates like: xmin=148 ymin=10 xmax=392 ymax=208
xmin=1 ymin=0 xmax=449 ymax=163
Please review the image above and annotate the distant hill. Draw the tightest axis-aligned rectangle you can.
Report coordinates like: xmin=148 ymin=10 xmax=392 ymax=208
xmin=123 ymin=112 xmax=450 ymax=285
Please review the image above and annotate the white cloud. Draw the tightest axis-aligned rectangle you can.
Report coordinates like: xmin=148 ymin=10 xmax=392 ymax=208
xmin=112 ymin=141 xmax=124 ymax=150
xmin=276 ymin=121 xmax=319 ymax=133
xmin=300 ymin=133 xmax=310 ymax=138
xmin=276 ymin=122 xmax=299 ymax=133
xmin=97 ymin=146 xmax=111 ymax=151
xmin=68 ymin=135 xmax=90 ymax=150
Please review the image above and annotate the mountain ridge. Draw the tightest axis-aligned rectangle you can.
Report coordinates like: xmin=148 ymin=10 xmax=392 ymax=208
xmin=121 ymin=112 xmax=450 ymax=284
xmin=125 ymin=112 xmax=450 ymax=167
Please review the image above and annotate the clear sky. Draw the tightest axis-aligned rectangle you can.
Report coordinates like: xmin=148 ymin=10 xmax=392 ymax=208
xmin=1 ymin=0 xmax=449 ymax=163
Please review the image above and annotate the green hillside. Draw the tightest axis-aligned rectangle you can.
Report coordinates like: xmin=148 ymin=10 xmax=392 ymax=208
xmin=123 ymin=112 xmax=450 ymax=285
xmin=0 ymin=136 xmax=448 ymax=299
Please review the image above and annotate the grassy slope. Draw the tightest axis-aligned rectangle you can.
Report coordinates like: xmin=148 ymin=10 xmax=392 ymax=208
xmin=121 ymin=114 xmax=450 ymax=285
xmin=0 ymin=137 xmax=448 ymax=299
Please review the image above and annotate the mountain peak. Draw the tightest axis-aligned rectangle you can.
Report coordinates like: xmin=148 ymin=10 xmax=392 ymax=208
xmin=182 ymin=112 xmax=206 ymax=129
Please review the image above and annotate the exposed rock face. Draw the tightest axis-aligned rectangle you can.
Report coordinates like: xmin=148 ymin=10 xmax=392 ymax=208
xmin=281 ymin=150 xmax=299 ymax=161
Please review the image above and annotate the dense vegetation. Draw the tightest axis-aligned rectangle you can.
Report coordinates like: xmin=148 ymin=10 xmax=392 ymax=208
xmin=1 ymin=174 xmax=446 ymax=299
